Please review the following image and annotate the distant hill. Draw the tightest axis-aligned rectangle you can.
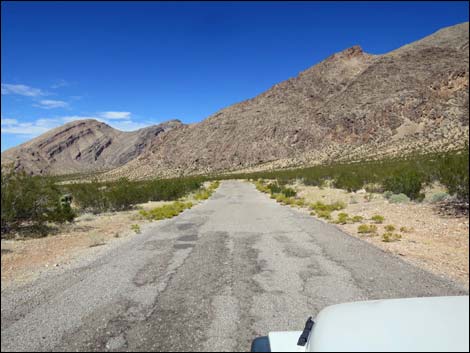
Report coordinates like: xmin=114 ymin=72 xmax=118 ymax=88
xmin=1 ymin=119 xmax=182 ymax=175
xmin=2 ymin=22 xmax=468 ymax=179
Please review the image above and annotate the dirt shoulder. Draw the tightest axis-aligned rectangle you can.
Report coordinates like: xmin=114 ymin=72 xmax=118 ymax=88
xmin=292 ymin=183 xmax=469 ymax=288
xmin=1 ymin=200 xmax=172 ymax=288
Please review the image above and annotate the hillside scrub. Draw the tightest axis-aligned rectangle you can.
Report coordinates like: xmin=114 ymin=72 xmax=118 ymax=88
xmin=226 ymin=148 xmax=469 ymax=206
xmin=1 ymin=167 xmax=75 ymax=236
xmin=67 ymin=176 xmax=204 ymax=213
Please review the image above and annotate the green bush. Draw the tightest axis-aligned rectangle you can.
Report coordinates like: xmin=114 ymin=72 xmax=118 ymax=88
xmin=383 ymin=170 xmax=425 ymax=201
xmin=334 ymin=212 xmax=350 ymax=224
xmin=333 ymin=172 xmax=364 ymax=192
xmin=384 ymin=224 xmax=396 ymax=232
xmin=130 ymin=224 xmax=141 ymax=234
xmin=436 ymin=147 xmax=469 ymax=202
xmin=371 ymin=215 xmax=385 ymax=224
xmin=357 ymin=224 xmax=378 ymax=234
xmin=382 ymin=232 xmax=402 ymax=242
xmin=67 ymin=176 xmax=203 ymax=214
xmin=1 ymin=167 xmax=75 ymax=235
xmin=139 ymin=201 xmax=193 ymax=221
xmin=351 ymin=215 xmax=364 ymax=223
xmin=316 ymin=210 xmax=332 ymax=220
xmin=388 ymin=193 xmax=410 ymax=204
xmin=281 ymin=187 xmax=297 ymax=198
xmin=383 ymin=191 xmax=393 ymax=199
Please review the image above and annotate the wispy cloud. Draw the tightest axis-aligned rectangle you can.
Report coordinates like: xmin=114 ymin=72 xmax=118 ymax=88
xmin=99 ymin=111 xmax=131 ymax=120
xmin=1 ymin=83 xmax=46 ymax=97
xmin=1 ymin=117 xmax=60 ymax=135
xmin=34 ymin=99 xmax=69 ymax=109
xmin=1 ymin=112 xmax=156 ymax=138
xmin=51 ymin=79 xmax=69 ymax=89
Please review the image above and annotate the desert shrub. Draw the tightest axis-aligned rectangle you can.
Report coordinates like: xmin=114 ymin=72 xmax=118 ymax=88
xmin=429 ymin=192 xmax=450 ymax=203
xmin=1 ymin=167 xmax=75 ymax=235
xmin=382 ymin=232 xmax=402 ymax=242
xmin=357 ymin=224 xmax=378 ymax=234
xmin=383 ymin=191 xmax=393 ymax=199
xmin=399 ymin=226 xmax=413 ymax=233
xmin=295 ymin=198 xmax=306 ymax=207
xmin=334 ymin=212 xmax=350 ymax=224
xmin=67 ymin=176 xmax=203 ymax=213
xmin=333 ymin=172 xmax=364 ymax=192
xmin=383 ymin=170 xmax=425 ymax=201
xmin=371 ymin=215 xmax=385 ymax=224
xmin=130 ymin=224 xmax=141 ymax=234
xmin=139 ymin=201 xmax=193 ymax=221
xmin=388 ymin=193 xmax=410 ymax=204
xmin=436 ymin=147 xmax=469 ymax=202
xmin=384 ymin=224 xmax=396 ymax=232
xmin=267 ymin=183 xmax=282 ymax=194
xmin=310 ymin=201 xmax=346 ymax=213
xmin=351 ymin=215 xmax=364 ymax=223
xmin=281 ymin=187 xmax=297 ymax=198
xmin=316 ymin=210 xmax=332 ymax=220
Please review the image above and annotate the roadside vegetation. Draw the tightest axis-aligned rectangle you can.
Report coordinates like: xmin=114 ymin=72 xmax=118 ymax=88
xmin=230 ymin=147 xmax=469 ymax=204
xmin=1 ymin=166 xmax=214 ymax=238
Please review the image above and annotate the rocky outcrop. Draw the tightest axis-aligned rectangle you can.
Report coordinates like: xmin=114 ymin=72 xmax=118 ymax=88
xmin=107 ymin=22 xmax=468 ymax=179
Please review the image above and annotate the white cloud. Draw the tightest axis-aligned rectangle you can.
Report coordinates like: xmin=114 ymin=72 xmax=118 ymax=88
xmin=1 ymin=112 xmax=156 ymax=139
xmin=1 ymin=118 xmax=19 ymax=126
xmin=1 ymin=118 xmax=60 ymax=135
xmin=99 ymin=111 xmax=131 ymax=120
xmin=34 ymin=99 xmax=69 ymax=109
xmin=1 ymin=83 xmax=45 ymax=97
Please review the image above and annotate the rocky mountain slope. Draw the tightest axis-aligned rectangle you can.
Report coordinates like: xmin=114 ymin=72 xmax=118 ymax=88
xmin=2 ymin=22 xmax=468 ymax=179
xmin=105 ymin=22 xmax=468 ymax=179
xmin=1 ymin=119 xmax=182 ymax=175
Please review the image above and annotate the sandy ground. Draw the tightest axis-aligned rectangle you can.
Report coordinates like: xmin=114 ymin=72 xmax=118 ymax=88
xmin=1 ymin=200 xmax=172 ymax=288
xmin=292 ymin=183 xmax=469 ymax=288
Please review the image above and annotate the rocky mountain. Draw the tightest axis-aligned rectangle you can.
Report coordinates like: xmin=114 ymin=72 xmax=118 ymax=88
xmin=2 ymin=22 xmax=468 ymax=179
xmin=1 ymin=119 xmax=182 ymax=175
xmin=105 ymin=22 xmax=468 ymax=179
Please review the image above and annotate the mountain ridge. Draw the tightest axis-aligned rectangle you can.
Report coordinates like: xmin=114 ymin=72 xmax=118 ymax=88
xmin=2 ymin=22 xmax=468 ymax=179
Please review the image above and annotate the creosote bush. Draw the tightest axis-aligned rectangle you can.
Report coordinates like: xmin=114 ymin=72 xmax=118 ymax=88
xmin=1 ymin=166 xmax=75 ymax=236
xmin=357 ymin=224 xmax=378 ymax=234
xmin=351 ymin=215 xmax=364 ymax=223
xmin=334 ymin=212 xmax=350 ymax=224
xmin=382 ymin=232 xmax=402 ymax=242
xmin=371 ymin=215 xmax=385 ymax=224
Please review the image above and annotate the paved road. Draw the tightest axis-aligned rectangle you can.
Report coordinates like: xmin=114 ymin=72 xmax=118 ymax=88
xmin=1 ymin=181 xmax=467 ymax=352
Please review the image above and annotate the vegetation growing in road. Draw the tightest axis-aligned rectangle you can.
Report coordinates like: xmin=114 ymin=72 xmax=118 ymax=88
xmin=139 ymin=201 xmax=194 ymax=221
xmin=130 ymin=224 xmax=141 ymax=234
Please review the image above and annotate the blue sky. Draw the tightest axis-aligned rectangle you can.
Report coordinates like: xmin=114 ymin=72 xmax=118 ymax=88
xmin=1 ymin=1 xmax=468 ymax=151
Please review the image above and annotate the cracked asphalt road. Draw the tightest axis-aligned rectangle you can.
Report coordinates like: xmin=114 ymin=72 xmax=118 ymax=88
xmin=1 ymin=180 xmax=467 ymax=352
